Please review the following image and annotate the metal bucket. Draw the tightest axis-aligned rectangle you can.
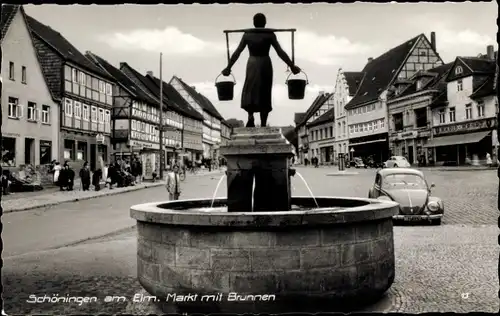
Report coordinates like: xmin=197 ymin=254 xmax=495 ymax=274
xmin=215 ymin=73 xmax=236 ymax=101
xmin=286 ymin=71 xmax=308 ymax=100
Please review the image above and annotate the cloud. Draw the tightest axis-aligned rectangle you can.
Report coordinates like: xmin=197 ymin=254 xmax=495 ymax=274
xmin=190 ymin=81 xmax=333 ymax=126
xmin=101 ymin=27 xmax=224 ymax=56
xmin=102 ymin=26 xmax=371 ymax=66
xmin=277 ymin=31 xmax=372 ymax=66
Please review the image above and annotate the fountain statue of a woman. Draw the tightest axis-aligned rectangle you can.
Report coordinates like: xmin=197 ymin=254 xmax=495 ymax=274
xmin=221 ymin=13 xmax=301 ymax=127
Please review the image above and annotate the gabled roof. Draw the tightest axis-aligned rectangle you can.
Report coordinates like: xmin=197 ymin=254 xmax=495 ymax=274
xmin=459 ymin=57 xmax=496 ymax=74
xmin=308 ymin=106 xmax=335 ymax=128
xmin=146 ymin=74 xmax=204 ymax=121
xmin=25 ymin=14 xmax=114 ymax=81
xmin=294 ymin=112 xmax=306 ymax=125
xmin=394 ymin=62 xmax=454 ymax=99
xmin=345 ymin=34 xmax=424 ymax=110
xmin=1 ymin=4 xmax=19 ymax=42
xmin=343 ymin=72 xmax=364 ymax=96
xmin=470 ymin=77 xmax=496 ymax=100
xmin=172 ymin=76 xmax=224 ymax=121
xmin=85 ymin=52 xmax=159 ymax=106
xmin=296 ymin=93 xmax=332 ymax=127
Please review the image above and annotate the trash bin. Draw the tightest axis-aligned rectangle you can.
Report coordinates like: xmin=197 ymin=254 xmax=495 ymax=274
xmin=338 ymin=153 xmax=345 ymax=171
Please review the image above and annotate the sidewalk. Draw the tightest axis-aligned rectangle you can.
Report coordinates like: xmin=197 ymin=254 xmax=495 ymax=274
xmin=2 ymin=168 xmax=225 ymax=213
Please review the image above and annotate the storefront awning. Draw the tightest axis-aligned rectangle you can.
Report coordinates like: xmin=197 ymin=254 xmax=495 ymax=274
xmin=424 ymin=131 xmax=490 ymax=148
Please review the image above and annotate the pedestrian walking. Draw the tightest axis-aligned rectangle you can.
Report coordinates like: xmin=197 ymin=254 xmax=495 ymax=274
xmin=58 ymin=163 xmax=68 ymax=191
xmin=166 ymin=165 xmax=181 ymax=201
xmin=486 ymin=152 xmax=493 ymax=167
xmin=66 ymin=163 xmax=75 ymax=191
xmin=79 ymin=161 xmax=91 ymax=191
xmin=53 ymin=162 xmax=61 ymax=186
xmin=92 ymin=168 xmax=102 ymax=191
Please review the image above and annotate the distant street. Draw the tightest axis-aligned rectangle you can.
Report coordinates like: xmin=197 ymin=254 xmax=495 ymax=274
xmin=3 ymin=166 xmax=496 ymax=257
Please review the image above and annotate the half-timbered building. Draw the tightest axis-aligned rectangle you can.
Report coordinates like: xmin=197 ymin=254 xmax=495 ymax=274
xmin=85 ymin=52 xmax=162 ymax=179
xmin=26 ymin=15 xmax=116 ymax=170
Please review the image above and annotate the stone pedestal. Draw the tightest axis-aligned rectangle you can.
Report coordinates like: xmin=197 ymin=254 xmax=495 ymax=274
xmin=220 ymin=127 xmax=294 ymax=212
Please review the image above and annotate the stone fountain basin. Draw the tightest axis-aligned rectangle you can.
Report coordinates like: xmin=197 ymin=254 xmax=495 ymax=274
xmin=130 ymin=196 xmax=399 ymax=313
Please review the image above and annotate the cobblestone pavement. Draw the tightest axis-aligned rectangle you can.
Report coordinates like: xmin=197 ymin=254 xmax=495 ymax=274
xmin=295 ymin=166 xmax=497 ymax=225
xmin=2 ymin=166 xmax=497 ymax=314
xmin=2 ymin=224 xmax=497 ymax=314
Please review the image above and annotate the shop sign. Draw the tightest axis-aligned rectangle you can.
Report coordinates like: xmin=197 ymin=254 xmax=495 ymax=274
xmin=129 ymin=139 xmax=160 ymax=150
xmin=433 ymin=118 xmax=496 ymax=136
xmin=96 ymin=133 xmax=105 ymax=144
xmin=397 ymin=131 xmax=418 ymax=140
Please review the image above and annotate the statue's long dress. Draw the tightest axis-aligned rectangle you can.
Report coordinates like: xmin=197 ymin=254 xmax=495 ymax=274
xmin=241 ymin=32 xmax=274 ymax=114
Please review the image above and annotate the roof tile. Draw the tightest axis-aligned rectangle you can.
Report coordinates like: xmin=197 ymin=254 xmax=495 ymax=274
xmin=25 ymin=14 xmax=114 ymax=81
xmin=173 ymin=76 xmax=224 ymax=120
xmin=343 ymin=72 xmax=364 ymax=96
xmin=345 ymin=34 xmax=423 ymax=110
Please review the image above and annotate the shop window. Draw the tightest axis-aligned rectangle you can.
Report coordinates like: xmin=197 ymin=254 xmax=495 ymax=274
xmin=64 ymin=139 xmax=75 ymax=160
xmin=1 ymin=137 xmax=16 ymax=167
xmin=77 ymin=142 xmax=87 ymax=161
xmin=40 ymin=140 xmax=52 ymax=165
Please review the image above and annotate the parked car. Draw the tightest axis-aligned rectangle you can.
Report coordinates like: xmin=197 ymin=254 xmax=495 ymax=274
xmin=346 ymin=157 xmax=367 ymax=168
xmin=368 ymin=168 xmax=444 ymax=225
xmin=384 ymin=156 xmax=411 ymax=168
xmin=365 ymin=157 xmax=384 ymax=168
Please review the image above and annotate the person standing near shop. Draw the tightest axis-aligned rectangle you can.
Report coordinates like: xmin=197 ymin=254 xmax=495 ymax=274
xmin=166 ymin=164 xmax=181 ymax=200
xmin=79 ymin=161 xmax=91 ymax=191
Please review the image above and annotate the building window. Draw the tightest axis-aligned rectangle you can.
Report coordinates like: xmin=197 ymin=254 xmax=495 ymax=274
xmin=72 ymin=68 xmax=78 ymax=83
xmin=27 ymin=102 xmax=37 ymax=121
xmin=79 ymin=71 xmax=86 ymax=86
xmin=64 ymin=99 xmax=73 ymax=116
xmin=455 ymin=66 xmax=463 ymax=75
xmin=9 ymin=62 xmax=14 ymax=80
xmin=8 ymin=97 xmax=21 ymax=118
xmin=477 ymin=101 xmax=485 ymax=118
xmin=41 ymin=105 xmax=50 ymax=124
xmin=91 ymin=106 xmax=97 ymax=122
xmin=457 ymin=79 xmax=463 ymax=91
xmin=74 ymin=101 xmax=82 ymax=119
xmin=438 ymin=109 xmax=446 ymax=124
xmin=82 ymin=104 xmax=89 ymax=121
xmin=21 ymin=66 xmax=27 ymax=84
xmin=380 ymin=119 xmax=385 ymax=128
xmin=449 ymin=107 xmax=456 ymax=122
xmin=98 ymin=108 xmax=105 ymax=123
xmin=64 ymin=139 xmax=75 ymax=160
xmin=465 ymin=103 xmax=472 ymax=120
xmin=40 ymin=140 xmax=52 ymax=164
xmin=1 ymin=137 xmax=16 ymax=167
xmin=355 ymin=125 xmax=359 ymax=133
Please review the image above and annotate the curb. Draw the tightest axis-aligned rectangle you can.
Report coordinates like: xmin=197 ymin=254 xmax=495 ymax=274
xmin=2 ymin=170 xmax=225 ymax=214
xmin=3 ymin=182 xmax=167 ymax=214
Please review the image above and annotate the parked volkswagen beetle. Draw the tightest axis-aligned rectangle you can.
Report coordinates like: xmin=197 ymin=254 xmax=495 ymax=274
xmin=384 ymin=156 xmax=411 ymax=168
xmin=368 ymin=168 xmax=444 ymax=225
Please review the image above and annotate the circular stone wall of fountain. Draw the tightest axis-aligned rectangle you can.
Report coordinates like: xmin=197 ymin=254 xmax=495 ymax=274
xmin=130 ymin=197 xmax=399 ymax=313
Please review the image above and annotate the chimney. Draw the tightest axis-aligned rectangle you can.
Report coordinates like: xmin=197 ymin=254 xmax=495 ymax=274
xmin=119 ymin=62 xmax=126 ymax=69
xmin=319 ymin=91 xmax=325 ymax=95
xmin=368 ymin=57 xmax=373 ymax=63
xmin=431 ymin=32 xmax=436 ymax=51
xmin=487 ymin=45 xmax=495 ymax=60
xmin=146 ymin=71 xmax=153 ymax=77
xmin=191 ymin=86 xmax=196 ymax=90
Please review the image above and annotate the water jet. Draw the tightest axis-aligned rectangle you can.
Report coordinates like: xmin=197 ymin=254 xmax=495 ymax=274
xmin=130 ymin=127 xmax=399 ymax=313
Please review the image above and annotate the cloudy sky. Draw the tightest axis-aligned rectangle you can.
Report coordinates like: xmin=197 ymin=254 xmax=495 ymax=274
xmin=25 ymin=3 xmax=497 ymax=126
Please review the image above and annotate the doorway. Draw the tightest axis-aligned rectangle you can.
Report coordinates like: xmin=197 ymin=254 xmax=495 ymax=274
xmin=24 ymin=138 xmax=35 ymax=165
xmin=408 ymin=146 xmax=414 ymax=165
xmin=90 ymin=144 xmax=96 ymax=171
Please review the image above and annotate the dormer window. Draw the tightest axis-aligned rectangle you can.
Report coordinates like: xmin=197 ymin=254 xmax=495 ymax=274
xmin=455 ymin=66 xmax=463 ymax=75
